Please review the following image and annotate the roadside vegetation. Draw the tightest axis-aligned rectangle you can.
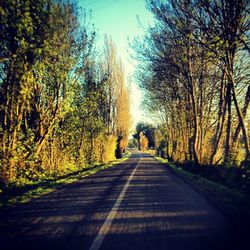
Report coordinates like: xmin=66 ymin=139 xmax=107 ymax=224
xmin=0 ymin=151 xmax=131 ymax=208
xmin=132 ymin=0 xmax=250 ymax=193
xmin=0 ymin=1 xmax=132 ymax=191
xmin=153 ymin=155 xmax=250 ymax=235
xmin=132 ymin=118 xmax=250 ymax=230
xmin=133 ymin=0 xmax=249 ymax=167
xmin=133 ymin=122 xmax=249 ymax=196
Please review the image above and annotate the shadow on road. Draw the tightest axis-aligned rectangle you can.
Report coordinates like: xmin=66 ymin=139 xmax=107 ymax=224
xmin=0 ymin=153 xmax=241 ymax=250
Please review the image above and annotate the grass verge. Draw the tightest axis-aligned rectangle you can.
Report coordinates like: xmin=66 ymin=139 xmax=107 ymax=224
xmin=154 ymin=156 xmax=250 ymax=228
xmin=0 ymin=151 xmax=131 ymax=208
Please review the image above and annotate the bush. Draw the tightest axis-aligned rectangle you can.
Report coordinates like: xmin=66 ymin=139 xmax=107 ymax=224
xmin=175 ymin=161 xmax=250 ymax=194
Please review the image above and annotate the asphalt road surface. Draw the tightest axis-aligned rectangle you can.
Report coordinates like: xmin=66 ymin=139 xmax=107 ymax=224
xmin=0 ymin=150 xmax=240 ymax=250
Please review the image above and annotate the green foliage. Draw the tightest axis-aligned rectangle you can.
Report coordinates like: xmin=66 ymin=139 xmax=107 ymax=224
xmin=0 ymin=0 xmax=131 ymax=188
xmin=128 ymin=138 xmax=138 ymax=148
xmin=133 ymin=122 xmax=156 ymax=148
xmin=0 ymin=152 xmax=131 ymax=207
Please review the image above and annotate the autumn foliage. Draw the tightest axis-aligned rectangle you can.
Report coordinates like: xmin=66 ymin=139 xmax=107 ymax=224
xmin=139 ymin=132 xmax=149 ymax=151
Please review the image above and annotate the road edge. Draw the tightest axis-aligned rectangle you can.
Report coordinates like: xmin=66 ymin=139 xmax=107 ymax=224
xmin=0 ymin=151 xmax=132 ymax=209
xmin=151 ymin=153 xmax=250 ymax=248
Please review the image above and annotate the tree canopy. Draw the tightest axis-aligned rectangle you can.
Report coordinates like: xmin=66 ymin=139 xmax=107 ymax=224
xmin=133 ymin=0 xmax=250 ymax=166
xmin=0 ymin=0 xmax=132 ymax=186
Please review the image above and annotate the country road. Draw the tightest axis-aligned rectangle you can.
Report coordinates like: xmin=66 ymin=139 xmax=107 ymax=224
xmin=0 ymin=150 xmax=240 ymax=250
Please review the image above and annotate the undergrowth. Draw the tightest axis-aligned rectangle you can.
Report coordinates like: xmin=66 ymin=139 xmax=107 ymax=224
xmin=0 ymin=151 xmax=131 ymax=208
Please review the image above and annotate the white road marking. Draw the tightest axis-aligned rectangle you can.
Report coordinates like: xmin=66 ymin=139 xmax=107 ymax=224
xmin=89 ymin=154 xmax=142 ymax=250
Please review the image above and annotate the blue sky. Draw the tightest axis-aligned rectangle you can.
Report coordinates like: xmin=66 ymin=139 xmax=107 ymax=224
xmin=78 ymin=0 xmax=154 ymax=128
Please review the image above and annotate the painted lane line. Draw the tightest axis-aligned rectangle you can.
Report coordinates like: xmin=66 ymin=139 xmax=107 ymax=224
xmin=89 ymin=154 xmax=142 ymax=250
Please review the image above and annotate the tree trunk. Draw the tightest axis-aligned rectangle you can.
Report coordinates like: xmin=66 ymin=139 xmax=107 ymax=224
xmin=232 ymin=85 xmax=250 ymax=148
xmin=231 ymin=82 xmax=250 ymax=160
xmin=224 ymin=81 xmax=232 ymax=162
xmin=210 ymin=70 xmax=226 ymax=165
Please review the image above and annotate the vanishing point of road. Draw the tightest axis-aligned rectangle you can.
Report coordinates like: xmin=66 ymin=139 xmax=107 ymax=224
xmin=0 ymin=150 xmax=240 ymax=250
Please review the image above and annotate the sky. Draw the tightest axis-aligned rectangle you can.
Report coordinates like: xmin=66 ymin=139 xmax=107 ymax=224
xmin=78 ymin=0 xmax=154 ymax=129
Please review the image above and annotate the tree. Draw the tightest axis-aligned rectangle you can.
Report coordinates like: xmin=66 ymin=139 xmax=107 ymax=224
xmin=116 ymin=80 xmax=131 ymax=157
xmin=0 ymin=0 xmax=62 ymax=182
xmin=0 ymin=1 xmax=132 ymax=186
xmin=139 ymin=131 xmax=148 ymax=151
xmin=128 ymin=138 xmax=138 ymax=148
xmin=99 ymin=37 xmax=132 ymax=159
xmin=133 ymin=122 xmax=155 ymax=149
xmin=132 ymin=0 xmax=249 ymax=166
xmin=192 ymin=0 xmax=250 ymax=164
